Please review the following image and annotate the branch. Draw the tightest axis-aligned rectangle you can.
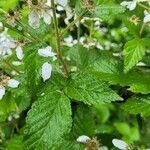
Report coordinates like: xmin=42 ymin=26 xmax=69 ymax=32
xmin=51 ymin=0 xmax=69 ymax=76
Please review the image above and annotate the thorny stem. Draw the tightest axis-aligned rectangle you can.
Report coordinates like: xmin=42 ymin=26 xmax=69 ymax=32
xmin=51 ymin=0 xmax=69 ymax=76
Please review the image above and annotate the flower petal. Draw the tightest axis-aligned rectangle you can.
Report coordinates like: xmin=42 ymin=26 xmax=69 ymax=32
xmin=16 ymin=46 xmax=24 ymax=60
xmin=38 ymin=46 xmax=56 ymax=57
xmin=12 ymin=61 xmax=22 ymax=66
xmin=29 ymin=10 xmax=40 ymax=28
xmin=120 ymin=1 xmax=136 ymax=11
xmin=0 ymin=86 xmax=5 ymax=100
xmin=76 ymin=135 xmax=91 ymax=144
xmin=120 ymin=1 xmax=129 ymax=7
xmin=144 ymin=13 xmax=150 ymax=23
xmin=7 ymin=79 xmax=20 ymax=88
xmin=127 ymin=1 xmax=136 ymax=10
xmin=57 ymin=0 xmax=68 ymax=7
xmin=41 ymin=10 xmax=52 ymax=25
xmin=112 ymin=139 xmax=129 ymax=150
xmin=41 ymin=62 xmax=52 ymax=82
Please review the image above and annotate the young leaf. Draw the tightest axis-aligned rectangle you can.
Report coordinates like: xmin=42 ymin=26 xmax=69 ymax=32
xmin=65 ymin=73 xmax=122 ymax=105
xmin=122 ymin=95 xmax=150 ymax=117
xmin=123 ymin=39 xmax=146 ymax=73
xmin=24 ymin=92 xmax=72 ymax=149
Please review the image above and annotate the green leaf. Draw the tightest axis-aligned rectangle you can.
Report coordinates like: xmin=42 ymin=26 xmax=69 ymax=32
xmin=75 ymin=1 xmax=125 ymax=20
xmin=68 ymin=44 xmax=99 ymax=70
xmin=0 ymin=0 xmax=18 ymax=11
xmin=72 ymin=104 xmax=96 ymax=137
xmin=24 ymin=92 xmax=72 ymax=149
xmin=65 ymin=73 xmax=122 ymax=105
xmin=24 ymin=43 xmax=41 ymax=97
xmin=36 ymin=73 xmax=67 ymax=97
xmin=114 ymin=122 xmax=139 ymax=143
xmin=0 ymin=96 xmax=17 ymax=122
xmin=24 ymin=43 xmax=52 ymax=97
xmin=122 ymin=17 xmax=140 ymax=37
xmin=122 ymin=95 xmax=150 ymax=117
xmin=93 ymin=4 xmax=125 ymax=20
xmin=5 ymin=135 xmax=23 ymax=150
xmin=55 ymin=138 xmax=84 ymax=150
xmin=123 ymin=39 xmax=146 ymax=73
xmin=88 ymin=53 xmax=150 ymax=94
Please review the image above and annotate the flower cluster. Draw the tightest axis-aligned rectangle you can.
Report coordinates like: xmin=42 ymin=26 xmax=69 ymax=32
xmin=28 ymin=0 xmax=72 ymax=28
xmin=0 ymin=29 xmax=16 ymax=58
xmin=121 ymin=0 xmax=150 ymax=24
xmin=38 ymin=46 xmax=56 ymax=81
xmin=0 ymin=23 xmax=24 ymax=61
xmin=0 ymin=74 xmax=20 ymax=100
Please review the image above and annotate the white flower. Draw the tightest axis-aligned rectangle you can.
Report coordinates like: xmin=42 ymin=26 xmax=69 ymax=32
xmin=47 ymin=0 xmax=68 ymax=7
xmin=29 ymin=9 xmax=41 ymax=29
xmin=120 ymin=1 xmax=136 ymax=10
xmin=28 ymin=1 xmax=52 ymax=28
xmin=41 ymin=62 xmax=52 ymax=82
xmin=16 ymin=45 xmax=24 ymax=60
xmin=7 ymin=79 xmax=20 ymax=88
xmin=12 ymin=61 xmax=22 ymax=66
xmin=64 ymin=5 xmax=73 ymax=25
xmin=0 ymin=31 xmax=16 ymax=58
xmin=0 ymin=86 xmax=5 ymax=100
xmin=64 ymin=35 xmax=73 ymax=43
xmin=56 ymin=0 xmax=68 ymax=7
xmin=46 ymin=0 xmax=51 ymax=7
xmin=76 ymin=135 xmax=91 ymax=144
xmin=63 ymin=35 xmax=75 ymax=47
xmin=57 ymin=5 xmax=64 ymax=11
xmin=41 ymin=9 xmax=52 ymax=25
xmin=144 ymin=10 xmax=150 ymax=23
xmin=11 ymin=71 xmax=18 ymax=76
xmin=112 ymin=139 xmax=129 ymax=150
xmin=136 ymin=61 xmax=146 ymax=66
xmin=98 ymin=146 xmax=108 ymax=150
xmin=38 ymin=46 xmax=56 ymax=58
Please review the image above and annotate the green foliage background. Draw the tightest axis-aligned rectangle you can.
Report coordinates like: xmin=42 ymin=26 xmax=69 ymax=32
xmin=0 ymin=0 xmax=150 ymax=149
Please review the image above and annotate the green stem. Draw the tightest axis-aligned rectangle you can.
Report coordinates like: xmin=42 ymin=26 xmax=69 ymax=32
xmin=60 ymin=10 xmax=87 ymax=37
xmin=77 ymin=21 xmax=81 ymax=70
xmin=0 ymin=7 xmax=46 ymax=44
xmin=0 ymin=8 xmax=7 ymax=14
xmin=16 ymin=20 xmax=46 ymax=45
xmin=140 ymin=23 xmax=146 ymax=37
xmin=137 ymin=3 xmax=150 ymax=12
xmin=90 ymin=22 xmax=94 ymax=39
xmin=3 ymin=59 xmax=20 ymax=74
xmin=2 ymin=21 xmax=36 ymax=42
xmin=51 ymin=0 xmax=69 ymax=76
